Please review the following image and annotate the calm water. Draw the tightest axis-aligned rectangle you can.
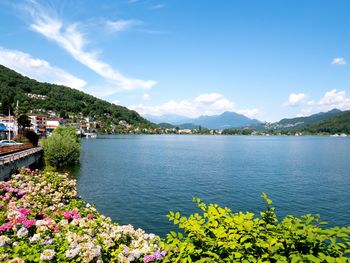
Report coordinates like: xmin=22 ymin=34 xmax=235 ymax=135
xmin=74 ymin=135 xmax=350 ymax=236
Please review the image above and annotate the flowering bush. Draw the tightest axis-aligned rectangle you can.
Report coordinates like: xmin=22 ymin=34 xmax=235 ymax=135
xmin=0 ymin=168 xmax=166 ymax=262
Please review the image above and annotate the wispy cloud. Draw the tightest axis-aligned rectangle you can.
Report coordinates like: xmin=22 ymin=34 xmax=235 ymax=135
xmin=150 ymin=4 xmax=165 ymax=10
xmin=0 ymin=47 xmax=86 ymax=90
xmin=129 ymin=93 xmax=260 ymax=119
xmin=22 ymin=0 xmax=156 ymax=95
xmin=142 ymin=93 xmax=151 ymax=100
xmin=106 ymin=19 xmax=143 ymax=32
xmin=331 ymin=57 xmax=346 ymax=65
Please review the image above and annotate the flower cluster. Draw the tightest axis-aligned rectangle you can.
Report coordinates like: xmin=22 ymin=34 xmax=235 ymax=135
xmin=0 ymin=168 xmax=166 ymax=262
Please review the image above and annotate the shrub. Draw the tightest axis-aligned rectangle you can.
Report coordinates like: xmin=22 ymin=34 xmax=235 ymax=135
xmin=163 ymin=194 xmax=350 ymax=262
xmin=42 ymin=126 xmax=80 ymax=168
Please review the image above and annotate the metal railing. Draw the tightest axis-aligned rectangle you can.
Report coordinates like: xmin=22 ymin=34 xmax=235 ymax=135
xmin=0 ymin=147 xmax=42 ymax=166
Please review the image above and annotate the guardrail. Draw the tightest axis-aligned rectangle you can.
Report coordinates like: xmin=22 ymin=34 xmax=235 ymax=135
xmin=0 ymin=147 xmax=42 ymax=166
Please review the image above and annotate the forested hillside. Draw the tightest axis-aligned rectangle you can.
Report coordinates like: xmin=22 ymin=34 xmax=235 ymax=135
xmin=303 ymin=110 xmax=350 ymax=134
xmin=0 ymin=65 xmax=154 ymax=129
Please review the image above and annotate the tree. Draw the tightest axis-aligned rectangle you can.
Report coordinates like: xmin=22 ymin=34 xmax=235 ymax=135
xmin=42 ymin=126 xmax=80 ymax=169
xmin=25 ymin=130 xmax=39 ymax=147
xmin=17 ymin=114 xmax=31 ymax=135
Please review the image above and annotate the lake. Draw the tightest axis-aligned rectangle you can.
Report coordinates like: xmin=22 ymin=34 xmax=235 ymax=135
xmin=73 ymin=135 xmax=350 ymax=236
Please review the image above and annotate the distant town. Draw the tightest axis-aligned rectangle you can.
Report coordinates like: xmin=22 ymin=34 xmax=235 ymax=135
xmin=1 ymin=108 xmax=349 ymax=140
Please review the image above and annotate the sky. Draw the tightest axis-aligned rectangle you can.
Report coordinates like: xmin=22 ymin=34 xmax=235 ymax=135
xmin=0 ymin=0 xmax=350 ymax=122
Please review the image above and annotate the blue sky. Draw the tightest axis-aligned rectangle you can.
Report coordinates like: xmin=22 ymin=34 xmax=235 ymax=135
xmin=0 ymin=0 xmax=350 ymax=121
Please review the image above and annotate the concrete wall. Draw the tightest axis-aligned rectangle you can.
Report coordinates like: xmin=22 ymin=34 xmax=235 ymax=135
xmin=0 ymin=150 xmax=43 ymax=180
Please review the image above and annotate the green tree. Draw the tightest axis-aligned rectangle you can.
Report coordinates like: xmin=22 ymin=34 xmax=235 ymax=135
xmin=42 ymin=126 xmax=80 ymax=169
xmin=17 ymin=114 xmax=31 ymax=135
xmin=25 ymin=130 xmax=39 ymax=147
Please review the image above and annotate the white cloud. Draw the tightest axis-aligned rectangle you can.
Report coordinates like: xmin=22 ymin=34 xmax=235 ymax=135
xmin=0 ymin=47 xmax=86 ymax=90
xmin=24 ymin=1 xmax=156 ymax=94
xmin=194 ymin=93 xmax=223 ymax=104
xmin=331 ymin=58 xmax=346 ymax=65
xmin=296 ymin=89 xmax=350 ymax=117
xmin=129 ymin=93 xmax=259 ymax=119
xmin=142 ymin=93 xmax=150 ymax=100
xmin=106 ymin=19 xmax=142 ymax=32
xmin=283 ymin=93 xmax=307 ymax=107
xmin=318 ymin=89 xmax=350 ymax=109
xmin=237 ymin=108 xmax=260 ymax=119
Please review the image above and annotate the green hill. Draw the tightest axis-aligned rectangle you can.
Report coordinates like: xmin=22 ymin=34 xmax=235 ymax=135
xmin=303 ymin=110 xmax=350 ymax=134
xmin=0 ymin=65 xmax=154 ymax=131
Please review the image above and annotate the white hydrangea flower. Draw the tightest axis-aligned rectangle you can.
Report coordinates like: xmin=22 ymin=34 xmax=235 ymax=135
xmin=29 ymin=234 xmax=41 ymax=243
xmin=16 ymin=227 xmax=28 ymax=238
xmin=0 ymin=235 xmax=10 ymax=247
xmin=40 ymin=249 xmax=55 ymax=261
xmin=65 ymin=248 xmax=80 ymax=258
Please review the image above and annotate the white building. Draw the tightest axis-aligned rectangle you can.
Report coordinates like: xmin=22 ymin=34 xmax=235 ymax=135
xmin=0 ymin=116 xmax=18 ymax=137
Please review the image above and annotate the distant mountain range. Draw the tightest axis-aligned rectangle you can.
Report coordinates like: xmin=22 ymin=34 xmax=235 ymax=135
xmin=145 ymin=111 xmax=261 ymax=130
xmin=261 ymin=109 xmax=344 ymax=131
xmin=144 ymin=114 xmax=192 ymax=125
xmin=151 ymin=108 xmax=350 ymax=134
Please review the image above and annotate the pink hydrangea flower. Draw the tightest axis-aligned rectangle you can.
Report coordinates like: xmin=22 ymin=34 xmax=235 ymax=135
xmin=64 ymin=209 xmax=81 ymax=220
xmin=0 ymin=221 xmax=15 ymax=231
xmin=87 ymin=214 xmax=94 ymax=219
xmin=18 ymin=208 xmax=31 ymax=216
xmin=143 ymin=255 xmax=156 ymax=262
xmin=23 ymin=219 xmax=36 ymax=228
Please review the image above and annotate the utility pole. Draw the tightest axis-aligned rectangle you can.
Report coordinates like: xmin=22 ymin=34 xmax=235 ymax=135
xmin=13 ymin=100 xmax=19 ymax=137
xmin=8 ymin=108 xmax=11 ymax=141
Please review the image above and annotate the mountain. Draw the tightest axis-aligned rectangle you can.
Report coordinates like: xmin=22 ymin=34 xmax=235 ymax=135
xmin=262 ymin=109 xmax=344 ymax=131
xmin=190 ymin=111 xmax=260 ymax=129
xmin=146 ymin=111 xmax=261 ymax=130
xmin=0 ymin=65 xmax=154 ymax=129
xmin=303 ymin=110 xmax=350 ymax=134
xmin=144 ymin=114 xmax=192 ymax=124
xmin=157 ymin=122 xmax=177 ymax=129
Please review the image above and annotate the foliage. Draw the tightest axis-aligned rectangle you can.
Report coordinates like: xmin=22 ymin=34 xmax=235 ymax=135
xmin=0 ymin=65 xmax=155 ymax=129
xmin=163 ymin=195 xmax=350 ymax=262
xmin=0 ymin=168 xmax=165 ymax=262
xmin=25 ymin=130 xmax=39 ymax=147
xmin=303 ymin=110 xmax=350 ymax=134
xmin=17 ymin=114 xmax=31 ymax=135
xmin=222 ymin=128 xmax=253 ymax=135
xmin=42 ymin=126 xmax=80 ymax=168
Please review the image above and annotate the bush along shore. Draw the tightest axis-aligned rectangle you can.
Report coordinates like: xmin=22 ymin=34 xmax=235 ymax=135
xmin=1 ymin=169 xmax=350 ymax=262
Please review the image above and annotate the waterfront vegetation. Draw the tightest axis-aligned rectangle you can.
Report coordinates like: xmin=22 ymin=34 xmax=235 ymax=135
xmin=164 ymin=196 xmax=350 ymax=262
xmin=41 ymin=126 xmax=80 ymax=169
xmin=1 ymin=168 xmax=349 ymax=262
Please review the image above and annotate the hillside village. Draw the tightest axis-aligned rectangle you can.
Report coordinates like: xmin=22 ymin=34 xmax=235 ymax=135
xmin=0 ymin=110 xmax=162 ymax=139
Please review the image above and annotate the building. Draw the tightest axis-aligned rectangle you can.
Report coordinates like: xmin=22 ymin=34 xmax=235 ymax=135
xmin=29 ymin=114 xmax=48 ymax=135
xmin=0 ymin=115 xmax=17 ymax=138
xmin=46 ymin=118 xmax=62 ymax=134
xmin=178 ymin=129 xmax=192 ymax=134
